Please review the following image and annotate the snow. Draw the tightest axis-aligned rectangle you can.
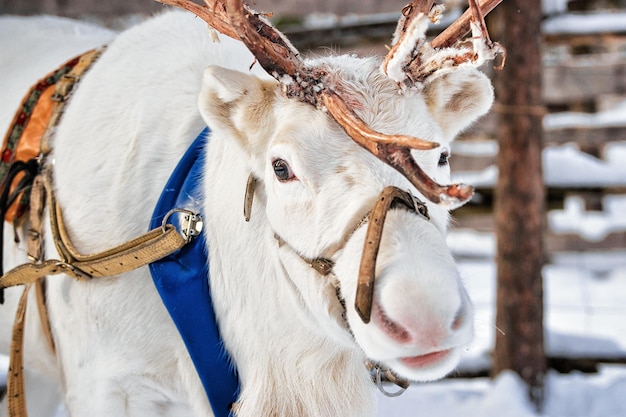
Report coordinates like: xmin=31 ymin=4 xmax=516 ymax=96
xmin=543 ymin=12 xmax=626 ymax=36
xmin=453 ymin=141 xmax=626 ymax=188
xmin=545 ymin=101 xmax=626 ymax=130
xmin=0 ymin=355 xmax=6 ymax=387
xmin=453 ymin=98 xmax=626 ymax=188
xmin=543 ymin=0 xmax=569 ymax=16
xmin=377 ymin=367 xmax=626 ymax=417
xmin=549 ymin=195 xmax=626 ymax=241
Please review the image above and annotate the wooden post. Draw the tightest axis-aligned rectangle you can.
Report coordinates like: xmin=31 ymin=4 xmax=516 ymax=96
xmin=492 ymin=0 xmax=547 ymax=410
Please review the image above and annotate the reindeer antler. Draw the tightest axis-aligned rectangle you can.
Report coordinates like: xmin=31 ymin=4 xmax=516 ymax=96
xmin=156 ymin=0 xmax=503 ymax=208
xmin=382 ymin=0 xmax=506 ymax=88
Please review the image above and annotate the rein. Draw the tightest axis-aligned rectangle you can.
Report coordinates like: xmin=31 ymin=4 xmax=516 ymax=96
xmin=243 ymin=175 xmax=431 ymax=396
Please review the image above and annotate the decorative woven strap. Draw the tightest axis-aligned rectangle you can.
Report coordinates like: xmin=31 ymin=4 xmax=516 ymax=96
xmin=40 ymin=48 xmax=105 ymax=155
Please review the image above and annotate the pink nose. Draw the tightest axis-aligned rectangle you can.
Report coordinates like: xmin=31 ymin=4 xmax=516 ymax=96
xmin=371 ymin=299 xmax=467 ymax=349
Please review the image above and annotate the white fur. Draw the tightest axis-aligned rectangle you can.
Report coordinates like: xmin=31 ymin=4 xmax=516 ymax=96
xmin=0 ymin=10 xmax=494 ymax=417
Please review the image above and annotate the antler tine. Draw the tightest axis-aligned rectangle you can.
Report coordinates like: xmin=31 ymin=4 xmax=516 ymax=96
xmin=431 ymin=0 xmax=503 ymax=49
xmin=156 ymin=0 xmax=238 ymax=39
xmin=321 ymin=91 xmax=438 ymax=152
xmin=382 ymin=0 xmax=505 ymax=88
xmin=223 ymin=0 xmax=305 ymax=80
xmin=395 ymin=0 xmax=436 ymax=38
xmin=381 ymin=0 xmax=441 ymax=86
xmin=321 ymin=91 xmax=474 ymax=208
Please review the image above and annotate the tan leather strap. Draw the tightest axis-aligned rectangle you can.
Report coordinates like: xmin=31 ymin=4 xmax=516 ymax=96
xmin=33 ymin=279 xmax=55 ymax=355
xmin=7 ymin=284 xmax=31 ymax=417
xmin=7 ymin=284 xmax=57 ymax=417
xmin=1 ymin=169 xmax=198 ymax=289
xmin=0 ymin=221 xmax=190 ymax=288
xmin=26 ymin=175 xmax=46 ymax=263
xmin=355 ymin=186 xmax=429 ymax=323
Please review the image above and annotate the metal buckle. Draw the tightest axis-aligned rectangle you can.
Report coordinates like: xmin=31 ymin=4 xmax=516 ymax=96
xmin=408 ymin=191 xmax=430 ymax=220
xmin=162 ymin=208 xmax=204 ymax=242
xmin=53 ymin=261 xmax=92 ymax=280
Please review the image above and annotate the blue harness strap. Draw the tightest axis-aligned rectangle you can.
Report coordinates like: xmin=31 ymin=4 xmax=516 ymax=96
xmin=149 ymin=127 xmax=240 ymax=417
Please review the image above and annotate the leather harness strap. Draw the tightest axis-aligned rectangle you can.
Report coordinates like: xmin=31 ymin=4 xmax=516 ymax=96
xmin=1 ymin=46 xmax=201 ymax=417
xmin=7 ymin=283 xmax=30 ymax=417
xmin=0 ymin=169 xmax=198 ymax=289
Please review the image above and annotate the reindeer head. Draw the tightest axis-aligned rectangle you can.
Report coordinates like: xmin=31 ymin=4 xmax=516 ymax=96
xmin=161 ymin=0 xmax=503 ymax=386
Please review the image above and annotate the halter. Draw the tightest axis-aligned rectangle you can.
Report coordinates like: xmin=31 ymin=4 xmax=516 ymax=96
xmin=243 ymin=175 xmax=431 ymax=396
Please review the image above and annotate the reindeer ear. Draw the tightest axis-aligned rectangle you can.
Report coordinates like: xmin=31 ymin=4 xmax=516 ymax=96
xmin=200 ymin=65 xmax=255 ymax=103
xmin=424 ymin=69 xmax=494 ymax=139
xmin=198 ymin=66 xmax=277 ymax=156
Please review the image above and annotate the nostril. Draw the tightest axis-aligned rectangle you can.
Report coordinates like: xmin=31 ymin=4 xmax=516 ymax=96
xmin=451 ymin=305 xmax=465 ymax=331
xmin=373 ymin=303 xmax=411 ymax=343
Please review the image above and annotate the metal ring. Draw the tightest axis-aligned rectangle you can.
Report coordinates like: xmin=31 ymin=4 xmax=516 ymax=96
xmin=161 ymin=208 xmax=194 ymax=232
xmin=375 ymin=367 xmax=408 ymax=398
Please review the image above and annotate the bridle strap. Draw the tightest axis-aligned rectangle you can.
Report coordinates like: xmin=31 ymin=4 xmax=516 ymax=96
xmin=275 ymin=232 xmax=337 ymax=276
xmin=244 ymin=173 xmax=370 ymax=277
xmin=355 ymin=186 xmax=429 ymax=323
xmin=244 ymin=175 xmax=430 ymax=322
xmin=244 ymin=178 xmax=430 ymax=395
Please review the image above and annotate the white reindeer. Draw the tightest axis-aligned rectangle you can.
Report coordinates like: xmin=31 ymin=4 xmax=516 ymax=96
xmin=0 ymin=1 xmax=502 ymax=416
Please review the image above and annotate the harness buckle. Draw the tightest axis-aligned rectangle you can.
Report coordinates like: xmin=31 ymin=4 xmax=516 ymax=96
xmin=181 ymin=212 xmax=204 ymax=242
xmin=54 ymin=261 xmax=92 ymax=280
xmin=309 ymin=258 xmax=335 ymax=276
xmin=408 ymin=191 xmax=430 ymax=220
xmin=162 ymin=208 xmax=204 ymax=242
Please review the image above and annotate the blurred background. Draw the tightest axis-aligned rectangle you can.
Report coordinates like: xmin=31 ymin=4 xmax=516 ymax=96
xmin=1 ymin=0 xmax=626 ymax=416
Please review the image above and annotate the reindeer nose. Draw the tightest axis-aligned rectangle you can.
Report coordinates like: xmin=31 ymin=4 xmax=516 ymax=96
xmin=372 ymin=286 xmax=471 ymax=349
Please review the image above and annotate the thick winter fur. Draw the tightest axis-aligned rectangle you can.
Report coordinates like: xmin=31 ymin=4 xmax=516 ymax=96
xmin=0 ymin=10 xmax=493 ymax=417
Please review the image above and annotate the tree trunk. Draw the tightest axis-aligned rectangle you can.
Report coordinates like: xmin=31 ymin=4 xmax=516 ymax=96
xmin=492 ymin=0 xmax=547 ymax=410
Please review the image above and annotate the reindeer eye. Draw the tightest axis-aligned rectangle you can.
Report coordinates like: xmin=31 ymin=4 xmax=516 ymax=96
xmin=438 ymin=151 xmax=450 ymax=167
xmin=273 ymin=159 xmax=295 ymax=182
